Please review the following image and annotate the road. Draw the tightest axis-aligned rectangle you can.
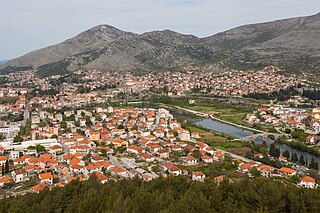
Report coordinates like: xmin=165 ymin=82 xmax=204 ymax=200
xmin=108 ymin=155 xmax=123 ymax=168
xmin=57 ymin=140 xmax=70 ymax=162
xmin=23 ymin=99 xmax=30 ymax=125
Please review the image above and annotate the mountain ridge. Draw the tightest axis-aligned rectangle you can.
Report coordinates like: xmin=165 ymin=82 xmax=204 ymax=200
xmin=2 ymin=12 xmax=320 ymax=75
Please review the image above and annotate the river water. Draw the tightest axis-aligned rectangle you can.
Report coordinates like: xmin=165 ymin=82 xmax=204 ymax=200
xmin=172 ymin=111 xmax=320 ymax=164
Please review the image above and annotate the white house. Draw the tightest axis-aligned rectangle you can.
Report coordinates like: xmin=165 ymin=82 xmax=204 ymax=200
xmin=192 ymin=171 xmax=206 ymax=181
xmin=0 ymin=156 xmax=7 ymax=166
xmin=0 ymin=126 xmax=11 ymax=134
xmin=162 ymin=164 xmax=182 ymax=176
xmin=39 ymin=172 xmax=53 ymax=185
xmin=12 ymin=169 xmax=29 ymax=183
xmin=298 ymin=176 xmax=317 ymax=189
xmin=10 ymin=151 xmax=20 ymax=160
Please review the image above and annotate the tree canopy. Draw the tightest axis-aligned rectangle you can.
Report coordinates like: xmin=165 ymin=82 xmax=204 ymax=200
xmin=0 ymin=175 xmax=319 ymax=212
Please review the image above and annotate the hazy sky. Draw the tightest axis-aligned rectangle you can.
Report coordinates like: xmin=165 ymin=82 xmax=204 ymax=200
xmin=1 ymin=0 xmax=320 ymax=59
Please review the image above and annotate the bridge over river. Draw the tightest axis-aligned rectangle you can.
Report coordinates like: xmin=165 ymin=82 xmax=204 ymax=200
xmin=237 ymin=133 xmax=286 ymax=142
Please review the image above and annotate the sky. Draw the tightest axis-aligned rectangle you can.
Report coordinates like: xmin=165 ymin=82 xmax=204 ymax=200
xmin=1 ymin=0 xmax=320 ymax=59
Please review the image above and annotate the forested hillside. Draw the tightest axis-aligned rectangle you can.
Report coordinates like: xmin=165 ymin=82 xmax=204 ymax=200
xmin=1 ymin=175 xmax=319 ymax=212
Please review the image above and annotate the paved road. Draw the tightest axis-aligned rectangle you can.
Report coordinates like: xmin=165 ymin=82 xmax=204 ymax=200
xmin=57 ymin=140 xmax=70 ymax=162
xmin=23 ymin=99 xmax=30 ymax=125
xmin=108 ymin=155 xmax=124 ymax=168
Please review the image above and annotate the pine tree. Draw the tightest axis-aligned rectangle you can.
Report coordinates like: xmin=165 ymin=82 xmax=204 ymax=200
xmin=282 ymin=150 xmax=290 ymax=159
xmin=309 ymin=157 xmax=319 ymax=170
xmin=299 ymin=155 xmax=305 ymax=165
xmin=5 ymin=160 xmax=9 ymax=173
xmin=292 ymin=153 xmax=298 ymax=162
xmin=245 ymin=151 xmax=253 ymax=159
xmin=269 ymin=143 xmax=280 ymax=157
xmin=314 ymin=162 xmax=319 ymax=170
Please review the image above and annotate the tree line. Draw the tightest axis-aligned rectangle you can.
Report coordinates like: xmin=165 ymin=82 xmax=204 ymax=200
xmin=243 ymin=86 xmax=299 ymax=101
xmin=0 ymin=175 xmax=320 ymax=212
xmin=302 ymin=88 xmax=320 ymax=100
xmin=246 ymin=142 xmax=319 ymax=170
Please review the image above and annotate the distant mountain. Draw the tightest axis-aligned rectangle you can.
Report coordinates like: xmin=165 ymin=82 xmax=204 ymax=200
xmin=1 ymin=13 xmax=320 ymax=76
xmin=202 ymin=12 xmax=320 ymax=72
xmin=0 ymin=60 xmax=8 ymax=65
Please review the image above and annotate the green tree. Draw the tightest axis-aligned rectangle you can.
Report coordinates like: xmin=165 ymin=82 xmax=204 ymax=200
xmin=192 ymin=150 xmax=201 ymax=158
xmin=35 ymin=145 xmax=46 ymax=153
xmin=299 ymin=155 xmax=305 ymax=165
xmin=292 ymin=153 xmax=298 ymax=162
xmin=100 ymin=149 xmax=107 ymax=157
xmin=60 ymin=121 xmax=67 ymax=129
xmin=259 ymin=147 xmax=268 ymax=156
xmin=308 ymin=169 xmax=320 ymax=182
xmin=282 ymin=150 xmax=290 ymax=159
xmin=250 ymin=168 xmax=261 ymax=177
xmin=38 ymin=121 xmax=46 ymax=127
xmin=27 ymin=145 xmax=36 ymax=150
xmin=81 ymin=111 xmax=85 ymax=117
xmin=131 ymin=125 xmax=138 ymax=131
xmin=309 ymin=157 xmax=319 ymax=170
xmin=51 ymin=134 xmax=58 ymax=139
xmin=0 ymin=133 xmax=5 ymax=140
xmin=269 ymin=143 xmax=280 ymax=157
xmin=5 ymin=160 xmax=9 ymax=173
xmin=223 ymin=161 xmax=232 ymax=170
xmin=245 ymin=151 xmax=253 ymax=159
xmin=13 ymin=136 xmax=23 ymax=142
xmin=0 ymin=176 xmax=319 ymax=212
xmin=85 ymin=116 xmax=92 ymax=126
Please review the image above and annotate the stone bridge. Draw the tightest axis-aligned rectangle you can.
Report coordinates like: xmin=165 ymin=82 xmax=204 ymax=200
xmin=238 ymin=133 xmax=285 ymax=142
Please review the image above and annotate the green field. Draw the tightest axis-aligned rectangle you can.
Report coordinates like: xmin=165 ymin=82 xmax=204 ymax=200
xmin=206 ymin=141 xmax=246 ymax=150
xmin=187 ymin=104 xmax=250 ymax=126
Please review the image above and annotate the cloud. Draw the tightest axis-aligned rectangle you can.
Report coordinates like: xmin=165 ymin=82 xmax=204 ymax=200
xmin=1 ymin=0 xmax=320 ymax=59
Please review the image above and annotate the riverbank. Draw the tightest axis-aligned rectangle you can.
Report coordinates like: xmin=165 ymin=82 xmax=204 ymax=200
xmin=174 ymin=105 xmax=263 ymax=134
xmin=277 ymin=136 xmax=320 ymax=156
xmin=135 ymin=101 xmax=320 ymax=163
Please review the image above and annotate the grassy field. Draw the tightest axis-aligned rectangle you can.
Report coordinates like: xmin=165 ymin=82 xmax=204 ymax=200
xmin=206 ymin=141 xmax=247 ymax=150
xmin=185 ymin=102 xmax=252 ymax=126
xmin=181 ymin=122 xmax=248 ymax=151
xmin=182 ymin=123 xmax=228 ymax=142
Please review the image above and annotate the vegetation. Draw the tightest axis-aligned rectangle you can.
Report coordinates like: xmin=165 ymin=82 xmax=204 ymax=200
xmin=1 ymin=113 xmax=24 ymax=122
xmin=0 ymin=97 xmax=19 ymax=104
xmin=302 ymin=88 xmax=320 ymax=100
xmin=13 ymin=136 xmax=23 ymax=142
xmin=278 ymin=136 xmax=320 ymax=156
xmin=27 ymin=145 xmax=46 ymax=153
xmin=17 ymin=119 xmax=32 ymax=137
xmin=1 ymin=175 xmax=320 ymax=212
xmin=243 ymin=86 xmax=299 ymax=101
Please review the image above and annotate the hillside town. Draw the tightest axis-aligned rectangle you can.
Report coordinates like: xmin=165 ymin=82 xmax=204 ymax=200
xmin=2 ymin=2 xmax=320 ymax=211
xmin=0 ymin=67 xmax=318 ymax=198
xmin=245 ymin=105 xmax=320 ymax=146
xmin=0 ymin=66 xmax=304 ymax=99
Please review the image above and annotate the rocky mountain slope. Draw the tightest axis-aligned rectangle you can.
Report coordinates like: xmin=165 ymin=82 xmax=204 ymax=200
xmin=1 ymin=13 xmax=320 ymax=76
xmin=203 ymin=12 xmax=320 ymax=72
